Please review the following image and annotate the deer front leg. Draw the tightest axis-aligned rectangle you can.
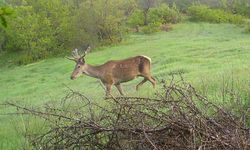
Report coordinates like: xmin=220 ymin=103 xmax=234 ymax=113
xmin=105 ymin=84 xmax=112 ymax=98
xmin=102 ymin=76 xmax=114 ymax=99
xmin=115 ymin=83 xmax=124 ymax=96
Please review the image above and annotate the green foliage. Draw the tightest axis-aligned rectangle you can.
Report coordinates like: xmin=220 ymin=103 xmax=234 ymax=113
xmin=88 ymin=0 xmax=127 ymax=44
xmin=4 ymin=4 xmax=63 ymax=64
xmin=188 ymin=5 xmax=245 ymax=24
xmin=234 ymin=2 xmax=250 ymax=18
xmin=163 ymin=0 xmax=250 ymax=19
xmin=127 ymin=4 xmax=182 ymax=34
xmin=0 ymin=7 xmax=13 ymax=27
xmin=142 ymin=4 xmax=181 ymax=34
xmin=1 ymin=0 xmax=135 ymax=65
xmin=148 ymin=4 xmax=182 ymax=24
xmin=127 ymin=9 xmax=144 ymax=28
xmin=0 ymin=0 xmax=180 ymax=63
xmin=141 ymin=22 xmax=161 ymax=34
xmin=3 ymin=0 xmax=249 ymax=65
xmin=72 ymin=0 xmax=131 ymax=45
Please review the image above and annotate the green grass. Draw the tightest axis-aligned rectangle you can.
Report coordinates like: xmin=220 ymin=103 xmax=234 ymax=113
xmin=1 ymin=22 xmax=250 ymax=149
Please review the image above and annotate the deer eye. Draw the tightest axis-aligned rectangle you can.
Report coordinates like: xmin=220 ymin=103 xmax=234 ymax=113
xmin=77 ymin=66 xmax=80 ymax=68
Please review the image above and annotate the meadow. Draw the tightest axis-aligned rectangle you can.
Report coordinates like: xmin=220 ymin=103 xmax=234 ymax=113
xmin=1 ymin=22 xmax=250 ymax=149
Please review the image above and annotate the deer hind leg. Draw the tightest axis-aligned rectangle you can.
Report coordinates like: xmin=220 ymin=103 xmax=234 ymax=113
xmin=148 ymin=76 xmax=156 ymax=89
xmin=115 ymin=83 xmax=124 ymax=96
xmin=136 ymin=78 xmax=147 ymax=91
xmin=136 ymin=74 xmax=156 ymax=90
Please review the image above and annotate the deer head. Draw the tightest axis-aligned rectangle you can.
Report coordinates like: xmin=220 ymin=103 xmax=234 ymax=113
xmin=67 ymin=45 xmax=91 ymax=80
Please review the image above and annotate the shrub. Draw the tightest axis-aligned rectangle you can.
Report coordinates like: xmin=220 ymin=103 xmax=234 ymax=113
xmin=148 ymin=4 xmax=182 ymax=24
xmin=127 ymin=4 xmax=182 ymax=34
xmin=188 ymin=5 xmax=245 ymax=24
xmin=234 ymin=2 xmax=250 ymax=18
xmin=0 ymin=7 xmax=13 ymax=27
xmin=15 ymin=50 xmax=50 ymax=65
xmin=147 ymin=8 xmax=163 ymax=25
xmin=97 ymin=15 xmax=124 ymax=45
xmin=141 ymin=22 xmax=161 ymax=34
xmin=158 ymin=4 xmax=182 ymax=24
xmin=7 ymin=80 xmax=250 ymax=149
xmin=127 ymin=9 xmax=144 ymax=29
xmin=1 ymin=0 xmax=132 ymax=65
xmin=4 ymin=6 xmax=57 ymax=64
xmin=229 ymin=14 xmax=245 ymax=24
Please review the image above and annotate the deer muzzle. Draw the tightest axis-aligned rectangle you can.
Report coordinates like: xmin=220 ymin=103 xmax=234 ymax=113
xmin=70 ymin=76 xmax=76 ymax=80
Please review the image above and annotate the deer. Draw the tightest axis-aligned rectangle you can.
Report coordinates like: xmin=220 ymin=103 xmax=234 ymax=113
xmin=67 ymin=46 xmax=156 ymax=98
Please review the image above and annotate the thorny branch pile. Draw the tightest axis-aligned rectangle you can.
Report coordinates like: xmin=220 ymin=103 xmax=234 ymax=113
xmin=5 ymin=80 xmax=250 ymax=150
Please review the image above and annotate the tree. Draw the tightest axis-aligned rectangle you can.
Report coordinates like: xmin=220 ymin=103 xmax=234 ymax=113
xmin=1 ymin=0 xmax=138 ymax=64
xmin=138 ymin=0 xmax=158 ymax=25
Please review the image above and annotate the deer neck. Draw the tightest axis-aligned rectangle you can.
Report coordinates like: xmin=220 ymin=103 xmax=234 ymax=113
xmin=83 ymin=64 xmax=102 ymax=79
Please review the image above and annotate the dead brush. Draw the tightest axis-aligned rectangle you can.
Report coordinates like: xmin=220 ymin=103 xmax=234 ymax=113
xmin=4 ymin=78 xmax=250 ymax=150
xmin=160 ymin=23 xmax=173 ymax=32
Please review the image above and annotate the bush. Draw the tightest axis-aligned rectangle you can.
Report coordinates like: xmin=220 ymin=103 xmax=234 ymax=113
xmin=127 ymin=4 xmax=182 ymax=34
xmin=7 ymin=80 xmax=250 ymax=149
xmin=97 ymin=16 xmax=124 ymax=44
xmin=15 ymin=50 xmax=49 ymax=65
xmin=141 ymin=22 xmax=161 ymax=34
xmin=188 ymin=5 xmax=245 ymax=24
xmin=127 ymin=9 xmax=144 ymax=29
xmin=4 ymin=6 xmax=57 ymax=64
xmin=158 ymin=4 xmax=182 ymax=24
xmin=0 ymin=7 xmax=13 ymax=27
xmin=1 ymin=0 xmax=133 ymax=65
xmin=148 ymin=4 xmax=182 ymax=24
xmin=233 ymin=1 xmax=250 ymax=18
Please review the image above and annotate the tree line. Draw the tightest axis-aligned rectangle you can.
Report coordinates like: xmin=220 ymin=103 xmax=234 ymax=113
xmin=0 ymin=0 xmax=249 ymax=65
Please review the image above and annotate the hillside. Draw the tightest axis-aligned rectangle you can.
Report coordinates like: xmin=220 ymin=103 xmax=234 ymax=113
xmin=1 ymin=23 xmax=250 ymax=149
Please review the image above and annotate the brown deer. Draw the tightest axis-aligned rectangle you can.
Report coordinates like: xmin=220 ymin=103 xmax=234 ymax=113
xmin=67 ymin=46 xmax=156 ymax=97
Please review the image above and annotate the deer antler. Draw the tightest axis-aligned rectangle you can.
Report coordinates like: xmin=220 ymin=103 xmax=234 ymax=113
xmin=83 ymin=45 xmax=91 ymax=56
xmin=66 ymin=46 xmax=91 ymax=62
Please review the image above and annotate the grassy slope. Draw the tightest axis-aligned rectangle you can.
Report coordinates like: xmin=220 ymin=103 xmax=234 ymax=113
xmin=1 ymin=23 xmax=250 ymax=149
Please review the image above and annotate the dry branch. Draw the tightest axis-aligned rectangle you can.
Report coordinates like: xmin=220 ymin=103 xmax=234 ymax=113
xmin=4 ymin=79 xmax=250 ymax=150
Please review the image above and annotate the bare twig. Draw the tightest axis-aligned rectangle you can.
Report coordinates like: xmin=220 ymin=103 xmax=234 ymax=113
xmin=4 ymin=79 xmax=250 ymax=150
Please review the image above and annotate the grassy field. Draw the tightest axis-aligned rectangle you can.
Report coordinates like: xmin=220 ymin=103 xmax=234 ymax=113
xmin=1 ymin=22 xmax=250 ymax=149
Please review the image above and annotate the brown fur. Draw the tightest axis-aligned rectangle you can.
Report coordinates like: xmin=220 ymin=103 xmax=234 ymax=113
xmin=70 ymin=55 xmax=156 ymax=97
